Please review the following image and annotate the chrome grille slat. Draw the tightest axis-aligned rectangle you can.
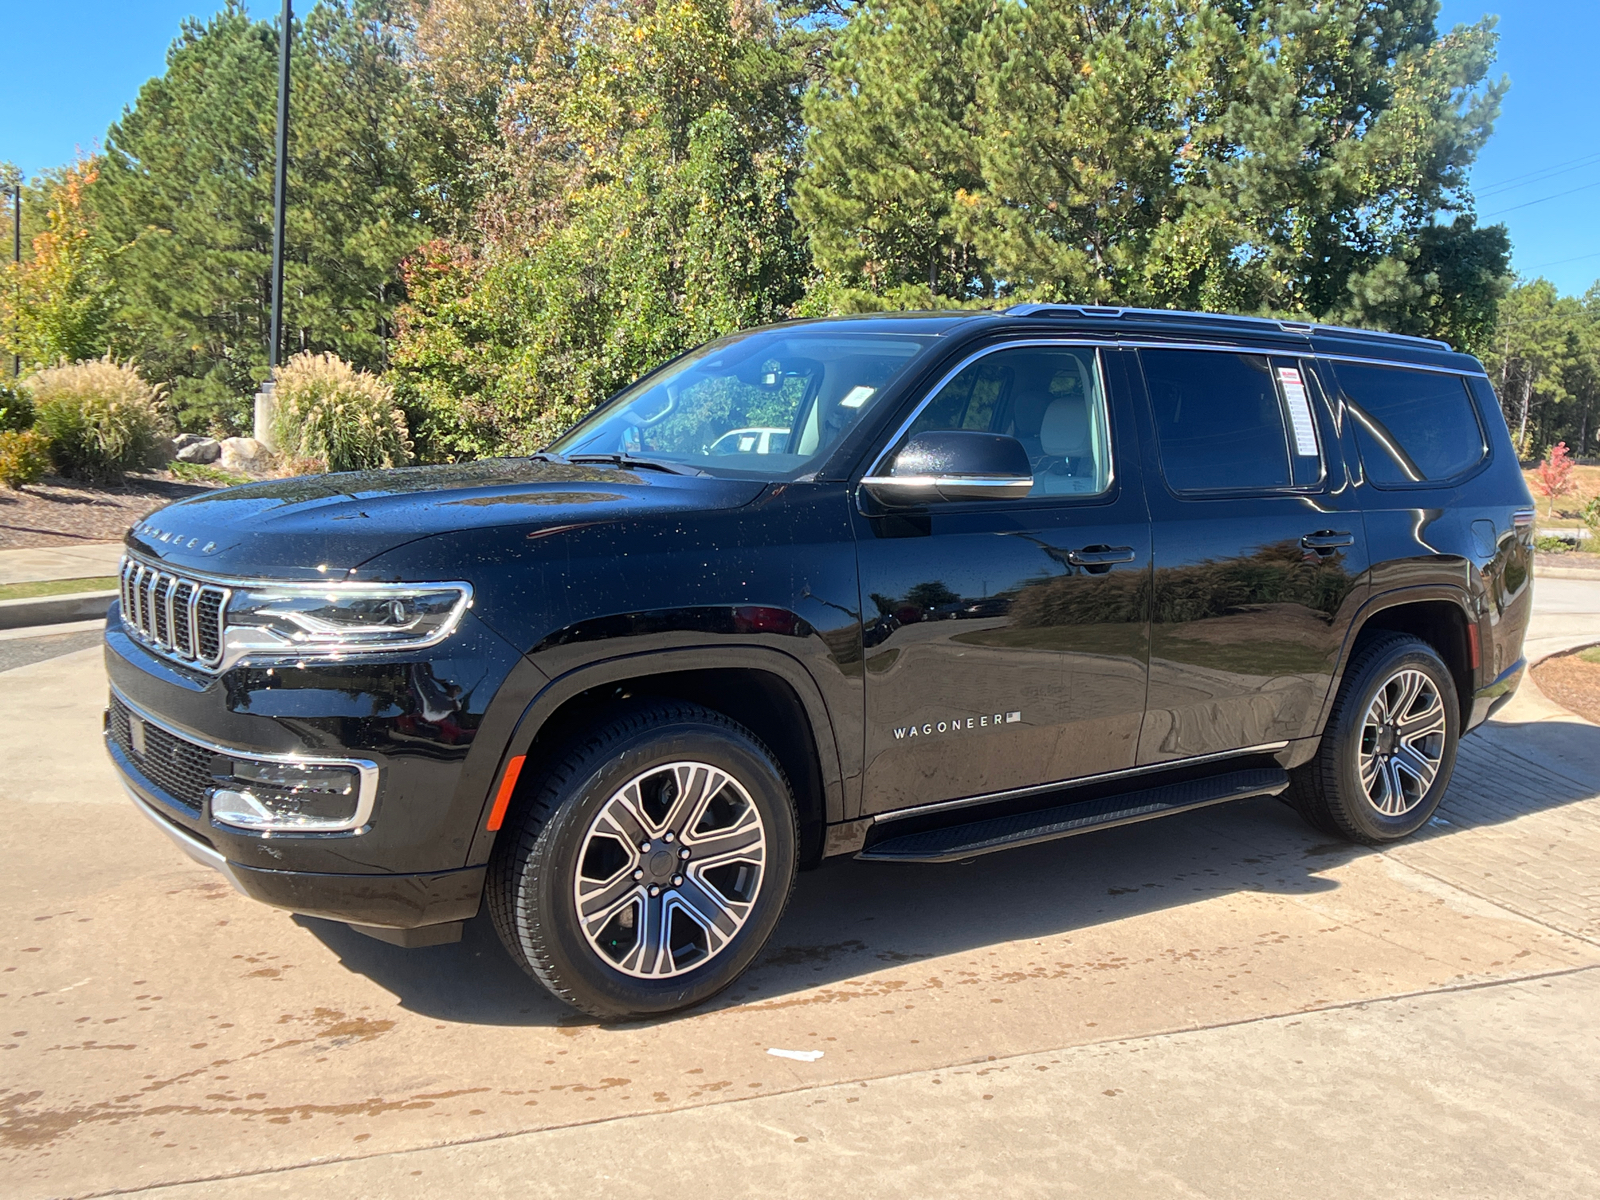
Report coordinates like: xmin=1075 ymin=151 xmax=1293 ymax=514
xmin=118 ymin=555 xmax=229 ymax=670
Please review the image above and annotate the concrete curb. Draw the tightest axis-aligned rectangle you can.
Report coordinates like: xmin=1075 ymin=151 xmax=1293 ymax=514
xmin=1536 ymin=566 xmax=1600 ymax=580
xmin=0 ymin=590 xmax=117 ymax=630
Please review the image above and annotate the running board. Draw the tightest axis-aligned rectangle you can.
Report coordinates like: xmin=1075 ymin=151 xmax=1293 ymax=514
xmin=857 ymin=767 xmax=1290 ymax=863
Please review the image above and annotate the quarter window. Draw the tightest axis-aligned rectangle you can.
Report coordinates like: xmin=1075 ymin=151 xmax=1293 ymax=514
xmin=1142 ymin=350 xmax=1321 ymax=493
xmin=1332 ymin=363 xmax=1487 ymax=485
xmin=895 ymin=346 xmax=1113 ymax=498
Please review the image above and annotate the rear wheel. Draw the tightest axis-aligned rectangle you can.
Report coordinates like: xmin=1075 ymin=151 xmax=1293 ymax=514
xmin=1287 ymin=634 xmax=1460 ymax=844
xmin=487 ymin=701 xmax=798 ymax=1019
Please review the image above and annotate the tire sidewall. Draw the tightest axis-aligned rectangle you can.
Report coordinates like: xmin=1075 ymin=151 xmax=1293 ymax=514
xmin=520 ymin=718 xmax=797 ymax=1017
xmin=1330 ymin=642 xmax=1460 ymax=841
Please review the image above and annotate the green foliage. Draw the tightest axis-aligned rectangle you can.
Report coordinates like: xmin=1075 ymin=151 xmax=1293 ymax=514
xmin=271 ymin=351 xmax=412 ymax=472
xmin=0 ymin=163 xmax=118 ymax=369
xmin=0 ymin=429 xmax=53 ymax=488
xmin=0 ymin=381 xmax=34 ymax=431
xmin=1534 ymin=534 xmax=1573 ymax=554
xmin=390 ymin=0 xmax=811 ymax=458
xmin=1482 ymin=279 xmax=1600 ymax=457
xmin=168 ymin=460 xmax=250 ymax=487
xmin=95 ymin=1 xmax=433 ymax=431
xmin=799 ymin=0 xmax=1510 ymax=346
xmin=1585 ymin=496 xmax=1600 ymax=533
xmin=26 ymin=357 xmax=170 ymax=483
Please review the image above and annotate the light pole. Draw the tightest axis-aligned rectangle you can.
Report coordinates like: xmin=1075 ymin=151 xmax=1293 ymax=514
xmin=10 ymin=184 xmax=18 ymax=378
xmin=255 ymin=0 xmax=292 ymax=448
xmin=268 ymin=0 xmax=292 ymax=375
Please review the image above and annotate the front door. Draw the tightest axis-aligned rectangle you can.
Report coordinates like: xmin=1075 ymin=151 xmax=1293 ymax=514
xmin=1131 ymin=346 xmax=1370 ymax=764
xmin=855 ymin=343 xmax=1153 ymax=816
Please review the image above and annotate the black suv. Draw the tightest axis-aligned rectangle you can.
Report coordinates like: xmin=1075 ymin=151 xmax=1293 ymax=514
xmin=105 ymin=306 xmax=1535 ymax=1018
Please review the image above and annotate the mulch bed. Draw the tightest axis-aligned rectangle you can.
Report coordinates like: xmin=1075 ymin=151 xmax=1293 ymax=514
xmin=1532 ymin=648 xmax=1600 ymax=727
xmin=0 ymin=474 xmax=224 ymax=550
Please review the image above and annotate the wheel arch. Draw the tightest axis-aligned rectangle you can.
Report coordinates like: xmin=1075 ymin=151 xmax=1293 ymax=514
xmin=465 ymin=647 xmax=846 ymax=870
xmin=1319 ymin=587 xmax=1477 ymax=736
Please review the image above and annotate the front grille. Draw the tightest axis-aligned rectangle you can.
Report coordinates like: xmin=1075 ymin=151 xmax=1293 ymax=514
xmin=108 ymin=695 xmax=215 ymax=811
xmin=119 ymin=556 xmax=228 ymax=669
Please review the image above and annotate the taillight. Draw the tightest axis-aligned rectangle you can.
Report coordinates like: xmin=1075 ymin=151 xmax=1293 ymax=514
xmin=1512 ymin=508 xmax=1535 ymax=529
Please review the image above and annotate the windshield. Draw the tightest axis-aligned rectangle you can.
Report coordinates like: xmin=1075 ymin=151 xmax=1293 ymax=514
xmin=548 ymin=326 xmax=939 ymax=478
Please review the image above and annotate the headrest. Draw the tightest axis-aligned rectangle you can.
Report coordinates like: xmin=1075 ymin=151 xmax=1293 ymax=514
xmin=1040 ymin=396 xmax=1090 ymax=457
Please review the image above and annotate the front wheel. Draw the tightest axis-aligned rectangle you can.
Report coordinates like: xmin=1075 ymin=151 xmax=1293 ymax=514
xmin=487 ymin=701 xmax=798 ymax=1019
xmin=1287 ymin=633 xmax=1460 ymax=844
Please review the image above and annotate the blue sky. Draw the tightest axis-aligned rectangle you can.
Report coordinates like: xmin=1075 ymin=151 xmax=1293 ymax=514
xmin=2 ymin=1 xmax=1597 ymax=297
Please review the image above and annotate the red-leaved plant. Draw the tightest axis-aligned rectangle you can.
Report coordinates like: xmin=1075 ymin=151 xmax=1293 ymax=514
xmin=1533 ymin=441 xmax=1576 ymax=515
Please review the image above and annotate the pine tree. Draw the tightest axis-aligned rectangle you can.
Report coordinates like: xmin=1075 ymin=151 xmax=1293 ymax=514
xmin=95 ymin=1 xmax=432 ymax=429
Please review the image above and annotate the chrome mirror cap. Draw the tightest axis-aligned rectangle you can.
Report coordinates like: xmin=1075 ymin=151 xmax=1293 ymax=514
xmin=860 ymin=474 xmax=1034 ymax=504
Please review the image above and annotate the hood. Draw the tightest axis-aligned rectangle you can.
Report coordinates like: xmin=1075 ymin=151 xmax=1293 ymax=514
xmin=125 ymin=459 xmax=767 ymax=580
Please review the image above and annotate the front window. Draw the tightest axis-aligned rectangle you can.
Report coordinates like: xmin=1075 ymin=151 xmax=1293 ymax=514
xmin=549 ymin=326 xmax=939 ymax=478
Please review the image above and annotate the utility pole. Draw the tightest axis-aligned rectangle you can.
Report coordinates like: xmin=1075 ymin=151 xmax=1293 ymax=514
xmin=268 ymin=0 xmax=292 ymax=374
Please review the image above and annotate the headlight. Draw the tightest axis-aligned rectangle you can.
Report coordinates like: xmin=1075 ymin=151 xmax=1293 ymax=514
xmin=222 ymin=582 xmax=472 ymax=664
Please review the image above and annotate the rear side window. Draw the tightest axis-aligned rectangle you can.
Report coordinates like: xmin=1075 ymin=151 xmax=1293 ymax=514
xmin=1141 ymin=349 xmax=1320 ymax=493
xmin=1332 ymin=363 xmax=1486 ymax=485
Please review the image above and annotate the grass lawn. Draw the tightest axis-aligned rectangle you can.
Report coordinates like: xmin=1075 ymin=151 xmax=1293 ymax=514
xmin=0 ymin=576 xmax=119 ymax=602
xmin=1525 ymin=462 xmax=1600 ymax=530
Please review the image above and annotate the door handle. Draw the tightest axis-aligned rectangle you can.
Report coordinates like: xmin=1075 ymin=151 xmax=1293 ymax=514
xmin=1067 ymin=546 xmax=1137 ymax=568
xmin=1301 ymin=531 xmax=1354 ymax=551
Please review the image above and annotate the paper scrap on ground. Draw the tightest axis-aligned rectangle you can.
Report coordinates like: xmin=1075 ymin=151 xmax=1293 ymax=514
xmin=767 ymin=1048 xmax=825 ymax=1062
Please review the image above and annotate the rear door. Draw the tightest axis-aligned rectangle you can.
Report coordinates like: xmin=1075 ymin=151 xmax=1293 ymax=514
xmin=854 ymin=342 xmax=1152 ymax=815
xmin=1132 ymin=346 xmax=1369 ymax=764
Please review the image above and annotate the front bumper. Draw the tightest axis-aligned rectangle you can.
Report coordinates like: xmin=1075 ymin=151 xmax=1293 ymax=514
xmin=113 ymin=736 xmax=485 ymax=933
xmin=102 ymin=598 xmax=525 ymax=936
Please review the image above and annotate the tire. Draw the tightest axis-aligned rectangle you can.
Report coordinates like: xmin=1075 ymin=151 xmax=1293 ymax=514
xmin=487 ymin=700 xmax=798 ymax=1019
xmin=1286 ymin=633 xmax=1460 ymax=844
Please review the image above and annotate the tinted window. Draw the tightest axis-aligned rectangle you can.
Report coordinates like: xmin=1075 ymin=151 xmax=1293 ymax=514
xmin=896 ymin=346 xmax=1113 ymax=498
xmin=1333 ymin=363 xmax=1486 ymax=485
xmin=1142 ymin=350 xmax=1294 ymax=492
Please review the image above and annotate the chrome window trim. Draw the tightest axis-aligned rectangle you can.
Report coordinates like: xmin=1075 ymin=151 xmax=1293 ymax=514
xmin=110 ymin=683 xmax=380 ymax=835
xmin=872 ymin=741 xmax=1291 ymax=824
xmin=865 ymin=339 xmax=1115 ymax=484
xmin=866 ymin=336 xmax=1484 ymax=484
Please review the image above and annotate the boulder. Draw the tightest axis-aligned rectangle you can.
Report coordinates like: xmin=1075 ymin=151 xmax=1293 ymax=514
xmin=143 ymin=437 xmax=180 ymax=468
xmin=172 ymin=432 xmax=208 ymax=449
xmin=176 ymin=437 xmax=221 ymax=464
xmin=218 ymin=437 xmax=274 ymax=474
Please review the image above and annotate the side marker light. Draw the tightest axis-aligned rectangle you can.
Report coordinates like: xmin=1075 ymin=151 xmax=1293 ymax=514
xmin=486 ymin=754 xmax=526 ymax=832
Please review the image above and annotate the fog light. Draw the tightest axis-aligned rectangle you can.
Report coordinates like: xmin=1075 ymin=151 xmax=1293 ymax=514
xmin=210 ymin=759 xmax=365 ymax=832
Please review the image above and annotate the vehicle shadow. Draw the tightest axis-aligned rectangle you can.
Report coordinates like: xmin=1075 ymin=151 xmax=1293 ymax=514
xmin=295 ymin=721 xmax=1600 ymax=1028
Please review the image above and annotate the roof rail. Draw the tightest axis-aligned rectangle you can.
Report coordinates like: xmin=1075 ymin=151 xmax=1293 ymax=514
xmin=1002 ymin=304 xmax=1450 ymax=350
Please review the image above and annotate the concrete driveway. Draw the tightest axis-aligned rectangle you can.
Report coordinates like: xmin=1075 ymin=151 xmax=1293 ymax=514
xmin=3 ymin=583 xmax=1598 ymax=1198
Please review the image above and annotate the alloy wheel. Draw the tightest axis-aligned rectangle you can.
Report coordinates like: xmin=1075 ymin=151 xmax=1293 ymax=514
xmin=572 ymin=761 xmax=767 ymax=978
xmin=1357 ymin=668 xmax=1447 ymax=817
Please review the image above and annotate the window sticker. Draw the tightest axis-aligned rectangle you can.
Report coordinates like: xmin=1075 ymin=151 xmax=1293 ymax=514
xmin=1277 ymin=367 xmax=1319 ymax=457
xmin=840 ymin=385 xmax=876 ymax=409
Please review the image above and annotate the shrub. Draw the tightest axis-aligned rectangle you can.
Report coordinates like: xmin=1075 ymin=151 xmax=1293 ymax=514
xmin=1584 ymin=496 xmax=1600 ymax=534
xmin=0 ymin=430 xmax=53 ymax=488
xmin=1534 ymin=534 xmax=1574 ymax=554
xmin=270 ymin=352 xmax=413 ymax=473
xmin=26 ymin=358 xmax=169 ymax=482
xmin=0 ymin=381 xmax=35 ymax=432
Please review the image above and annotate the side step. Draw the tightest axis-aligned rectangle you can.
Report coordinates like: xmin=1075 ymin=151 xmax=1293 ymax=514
xmin=857 ymin=767 xmax=1290 ymax=863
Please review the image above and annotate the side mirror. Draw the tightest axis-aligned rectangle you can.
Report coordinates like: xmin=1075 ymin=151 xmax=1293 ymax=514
xmin=861 ymin=431 xmax=1034 ymax=506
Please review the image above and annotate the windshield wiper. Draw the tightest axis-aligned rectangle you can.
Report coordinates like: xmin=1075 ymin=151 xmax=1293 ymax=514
xmin=565 ymin=453 xmax=705 ymax=476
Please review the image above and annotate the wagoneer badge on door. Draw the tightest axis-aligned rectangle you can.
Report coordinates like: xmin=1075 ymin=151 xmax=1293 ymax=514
xmin=894 ymin=711 xmax=1022 ymax=739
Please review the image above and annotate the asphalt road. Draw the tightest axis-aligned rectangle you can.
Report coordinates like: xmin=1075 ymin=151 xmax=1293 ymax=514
xmin=1 ymin=584 xmax=1597 ymax=1198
